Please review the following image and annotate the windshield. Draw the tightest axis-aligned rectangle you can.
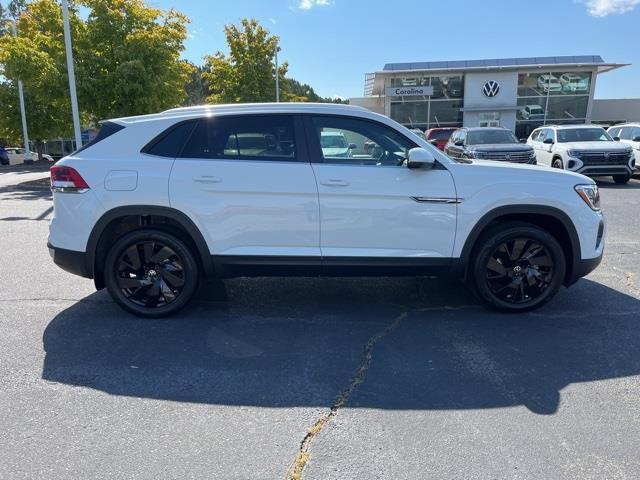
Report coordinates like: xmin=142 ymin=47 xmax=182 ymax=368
xmin=467 ymin=130 xmax=519 ymax=145
xmin=321 ymin=135 xmax=347 ymax=148
xmin=557 ymin=128 xmax=612 ymax=143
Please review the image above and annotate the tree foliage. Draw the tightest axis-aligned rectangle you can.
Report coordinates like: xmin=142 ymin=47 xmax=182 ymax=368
xmin=0 ymin=0 xmax=192 ymax=143
xmin=78 ymin=0 xmax=193 ymax=119
xmin=203 ymin=19 xmax=286 ymax=104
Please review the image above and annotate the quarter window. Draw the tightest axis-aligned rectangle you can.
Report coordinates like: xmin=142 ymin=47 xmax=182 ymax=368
xmin=311 ymin=116 xmax=416 ymax=167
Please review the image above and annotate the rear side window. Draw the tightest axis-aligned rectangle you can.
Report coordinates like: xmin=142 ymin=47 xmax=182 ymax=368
xmin=143 ymin=120 xmax=197 ymax=158
xmin=74 ymin=121 xmax=125 ymax=154
xmin=180 ymin=115 xmax=297 ymax=161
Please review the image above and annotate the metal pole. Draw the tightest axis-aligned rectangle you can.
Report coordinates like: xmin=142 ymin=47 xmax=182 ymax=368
xmin=61 ymin=0 xmax=82 ymax=150
xmin=8 ymin=19 xmax=32 ymax=163
xmin=275 ymin=45 xmax=280 ymax=103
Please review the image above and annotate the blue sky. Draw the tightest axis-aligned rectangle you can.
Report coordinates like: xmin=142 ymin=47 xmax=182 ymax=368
xmin=148 ymin=0 xmax=640 ymax=100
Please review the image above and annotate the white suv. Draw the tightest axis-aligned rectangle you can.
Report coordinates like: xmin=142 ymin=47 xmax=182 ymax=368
xmin=48 ymin=104 xmax=605 ymax=317
xmin=607 ymin=123 xmax=640 ymax=172
xmin=527 ymin=124 xmax=635 ymax=184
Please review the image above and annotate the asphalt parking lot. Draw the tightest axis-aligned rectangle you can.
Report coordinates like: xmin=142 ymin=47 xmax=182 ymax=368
xmin=1 ymin=171 xmax=639 ymax=479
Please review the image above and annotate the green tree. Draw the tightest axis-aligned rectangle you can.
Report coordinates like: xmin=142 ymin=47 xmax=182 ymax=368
xmin=183 ymin=63 xmax=207 ymax=106
xmin=78 ymin=0 xmax=193 ymax=119
xmin=0 ymin=0 xmax=83 ymax=147
xmin=203 ymin=18 xmax=286 ymax=103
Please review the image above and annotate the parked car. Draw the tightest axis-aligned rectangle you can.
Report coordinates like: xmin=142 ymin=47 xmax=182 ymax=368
xmin=607 ymin=123 xmax=640 ymax=171
xmin=49 ymin=103 xmax=604 ymax=317
xmin=559 ymin=73 xmax=588 ymax=94
xmin=444 ymin=127 xmax=536 ymax=164
xmin=527 ymin=125 xmax=635 ymax=183
xmin=4 ymin=147 xmax=54 ymax=165
xmin=0 ymin=146 xmax=9 ymax=166
xmin=425 ymin=127 xmax=457 ymax=151
xmin=519 ymin=105 xmax=546 ymax=121
xmin=446 ymin=77 xmax=463 ymax=97
xmin=320 ymin=131 xmax=356 ymax=158
xmin=537 ymin=74 xmax=562 ymax=93
xmin=430 ymin=78 xmax=445 ymax=98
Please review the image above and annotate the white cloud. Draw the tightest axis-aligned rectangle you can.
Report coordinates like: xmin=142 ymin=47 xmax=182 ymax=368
xmin=297 ymin=0 xmax=331 ymax=10
xmin=268 ymin=17 xmax=277 ymax=24
xmin=580 ymin=0 xmax=640 ymax=16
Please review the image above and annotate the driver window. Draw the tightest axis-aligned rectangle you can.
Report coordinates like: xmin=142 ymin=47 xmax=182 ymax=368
xmin=311 ymin=116 xmax=416 ymax=167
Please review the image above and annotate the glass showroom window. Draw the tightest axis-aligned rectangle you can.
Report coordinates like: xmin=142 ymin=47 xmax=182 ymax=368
xmin=429 ymin=100 xmax=463 ymax=127
xmin=390 ymin=101 xmax=428 ymax=128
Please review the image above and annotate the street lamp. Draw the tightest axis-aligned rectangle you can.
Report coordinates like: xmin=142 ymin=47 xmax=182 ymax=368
xmin=61 ymin=0 xmax=82 ymax=151
xmin=6 ymin=18 xmax=32 ymax=164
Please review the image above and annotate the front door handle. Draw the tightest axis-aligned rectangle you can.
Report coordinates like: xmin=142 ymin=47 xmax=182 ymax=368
xmin=193 ymin=175 xmax=222 ymax=184
xmin=320 ymin=179 xmax=349 ymax=187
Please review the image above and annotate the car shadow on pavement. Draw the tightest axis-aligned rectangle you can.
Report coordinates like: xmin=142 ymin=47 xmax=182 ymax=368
xmin=596 ymin=177 xmax=640 ymax=189
xmin=41 ymin=277 xmax=640 ymax=415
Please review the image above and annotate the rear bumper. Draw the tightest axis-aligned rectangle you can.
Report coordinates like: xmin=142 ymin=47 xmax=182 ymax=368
xmin=48 ymin=242 xmax=91 ymax=278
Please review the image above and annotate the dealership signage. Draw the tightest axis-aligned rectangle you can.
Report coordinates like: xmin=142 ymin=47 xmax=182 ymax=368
xmin=482 ymin=80 xmax=500 ymax=98
xmin=385 ymin=86 xmax=434 ymax=97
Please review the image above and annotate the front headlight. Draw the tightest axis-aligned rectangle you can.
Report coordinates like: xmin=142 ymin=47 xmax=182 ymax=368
xmin=575 ymin=184 xmax=601 ymax=211
xmin=567 ymin=149 xmax=581 ymax=158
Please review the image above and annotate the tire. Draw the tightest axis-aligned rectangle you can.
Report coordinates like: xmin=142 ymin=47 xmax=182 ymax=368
xmin=552 ymin=158 xmax=564 ymax=169
xmin=471 ymin=222 xmax=566 ymax=313
xmin=613 ymin=174 xmax=631 ymax=184
xmin=104 ymin=229 xmax=199 ymax=318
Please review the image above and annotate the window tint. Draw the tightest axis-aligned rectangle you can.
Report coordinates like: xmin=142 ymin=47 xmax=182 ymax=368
xmin=556 ymin=128 xmax=611 ymax=143
xmin=618 ymin=126 xmax=632 ymax=140
xmin=74 ymin=121 xmax=125 ymax=155
xmin=144 ymin=121 xmax=197 ymax=157
xmin=180 ymin=115 xmax=296 ymax=161
xmin=467 ymin=130 xmax=518 ymax=145
xmin=235 ymin=115 xmax=296 ymax=160
xmin=608 ymin=127 xmax=621 ymax=139
xmin=632 ymin=127 xmax=640 ymax=140
xmin=311 ymin=116 xmax=416 ymax=167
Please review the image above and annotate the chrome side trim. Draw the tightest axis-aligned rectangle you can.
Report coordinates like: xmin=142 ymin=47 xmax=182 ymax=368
xmin=411 ymin=197 xmax=462 ymax=204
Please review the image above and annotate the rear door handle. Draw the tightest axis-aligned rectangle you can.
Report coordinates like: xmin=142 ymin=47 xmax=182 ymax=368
xmin=193 ymin=175 xmax=222 ymax=184
xmin=320 ymin=179 xmax=349 ymax=187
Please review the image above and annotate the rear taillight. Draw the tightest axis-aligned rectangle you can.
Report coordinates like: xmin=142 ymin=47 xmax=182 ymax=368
xmin=50 ymin=165 xmax=90 ymax=193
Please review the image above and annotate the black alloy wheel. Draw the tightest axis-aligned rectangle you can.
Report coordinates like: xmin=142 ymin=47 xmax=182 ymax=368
xmin=472 ymin=223 xmax=566 ymax=312
xmin=613 ymin=174 xmax=631 ymax=184
xmin=485 ymin=238 xmax=554 ymax=304
xmin=552 ymin=158 xmax=563 ymax=169
xmin=105 ymin=229 xmax=199 ymax=317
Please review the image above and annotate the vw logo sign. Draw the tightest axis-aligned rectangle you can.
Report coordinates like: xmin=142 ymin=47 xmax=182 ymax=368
xmin=482 ymin=80 xmax=500 ymax=98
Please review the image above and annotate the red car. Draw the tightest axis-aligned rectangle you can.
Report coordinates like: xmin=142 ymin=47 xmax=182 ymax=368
xmin=425 ymin=127 xmax=458 ymax=151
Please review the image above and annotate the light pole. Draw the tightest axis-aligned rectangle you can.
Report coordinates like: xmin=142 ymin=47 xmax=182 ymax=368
xmin=274 ymin=44 xmax=280 ymax=103
xmin=61 ymin=0 xmax=82 ymax=151
xmin=7 ymin=19 xmax=32 ymax=163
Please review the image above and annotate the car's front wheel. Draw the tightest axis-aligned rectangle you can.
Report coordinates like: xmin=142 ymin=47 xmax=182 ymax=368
xmin=471 ymin=223 xmax=566 ymax=312
xmin=104 ymin=229 xmax=199 ymax=318
xmin=613 ymin=174 xmax=631 ymax=184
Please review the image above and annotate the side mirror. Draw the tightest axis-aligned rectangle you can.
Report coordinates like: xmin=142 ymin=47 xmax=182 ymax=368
xmin=348 ymin=143 xmax=357 ymax=149
xmin=633 ymin=136 xmax=640 ymax=142
xmin=454 ymin=140 xmax=464 ymax=146
xmin=543 ymin=138 xmax=554 ymax=145
xmin=519 ymin=138 xmax=527 ymax=143
xmin=428 ymin=139 xmax=439 ymax=146
xmin=613 ymin=136 xmax=620 ymax=141
xmin=407 ymin=147 xmax=435 ymax=169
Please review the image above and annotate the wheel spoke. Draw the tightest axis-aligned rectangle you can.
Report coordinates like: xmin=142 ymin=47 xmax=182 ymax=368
xmin=145 ymin=284 xmax=160 ymax=308
xmin=531 ymin=253 xmax=553 ymax=268
xmin=124 ymin=245 xmax=142 ymax=270
xmin=117 ymin=277 xmax=145 ymax=289
xmin=143 ymin=242 xmax=155 ymax=264
xmin=150 ymin=246 xmax=174 ymax=264
xmin=487 ymin=257 xmax=507 ymax=276
xmin=509 ymin=239 xmax=528 ymax=261
xmin=160 ymin=269 xmax=184 ymax=288
xmin=159 ymin=279 xmax=176 ymax=303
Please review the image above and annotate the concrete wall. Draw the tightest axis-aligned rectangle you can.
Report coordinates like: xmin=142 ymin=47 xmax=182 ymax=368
xmin=592 ymin=99 xmax=640 ymax=123
xmin=348 ymin=96 xmax=385 ymax=115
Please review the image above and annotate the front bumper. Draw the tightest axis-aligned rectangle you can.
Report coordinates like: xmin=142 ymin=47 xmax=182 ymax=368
xmin=48 ymin=242 xmax=91 ymax=278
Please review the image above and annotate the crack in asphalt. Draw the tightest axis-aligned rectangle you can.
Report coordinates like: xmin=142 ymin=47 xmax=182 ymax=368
xmin=285 ymin=311 xmax=408 ymax=480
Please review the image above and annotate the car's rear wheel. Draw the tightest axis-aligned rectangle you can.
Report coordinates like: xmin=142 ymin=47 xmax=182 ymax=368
xmin=472 ymin=223 xmax=566 ymax=312
xmin=104 ymin=229 xmax=199 ymax=318
xmin=613 ymin=174 xmax=631 ymax=184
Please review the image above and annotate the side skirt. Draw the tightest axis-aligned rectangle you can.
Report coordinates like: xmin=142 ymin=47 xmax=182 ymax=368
xmin=212 ymin=255 xmax=454 ymax=278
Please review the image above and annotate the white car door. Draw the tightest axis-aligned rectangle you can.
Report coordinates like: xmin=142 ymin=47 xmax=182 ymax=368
xmin=536 ymin=129 xmax=554 ymax=166
xmin=168 ymin=114 xmax=321 ymax=265
xmin=305 ymin=115 xmax=457 ymax=264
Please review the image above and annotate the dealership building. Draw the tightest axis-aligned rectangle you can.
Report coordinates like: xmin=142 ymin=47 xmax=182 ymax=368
xmin=350 ymin=55 xmax=631 ymax=139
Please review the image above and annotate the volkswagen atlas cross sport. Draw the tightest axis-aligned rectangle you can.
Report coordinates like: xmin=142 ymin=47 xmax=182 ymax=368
xmin=48 ymin=103 xmax=605 ymax=318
